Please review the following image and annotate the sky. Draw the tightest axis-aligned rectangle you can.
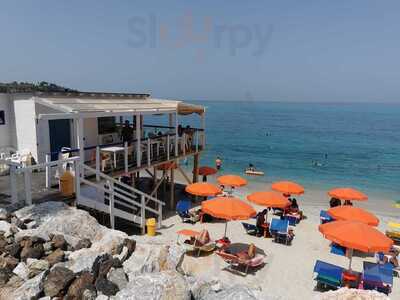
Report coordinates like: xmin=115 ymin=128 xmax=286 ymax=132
xmin=0 ymin=0 xmax=399 ymax=102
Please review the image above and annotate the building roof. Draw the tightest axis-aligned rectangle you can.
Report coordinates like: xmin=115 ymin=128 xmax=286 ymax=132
xmin=34 ymin=93 xmax=204 ymax=119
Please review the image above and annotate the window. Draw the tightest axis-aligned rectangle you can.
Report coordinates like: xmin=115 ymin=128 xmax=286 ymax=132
xmin=98 ymin=117 xmax=116 ymax=134
xmin=0 ymin=111 xmax=4 ymax=125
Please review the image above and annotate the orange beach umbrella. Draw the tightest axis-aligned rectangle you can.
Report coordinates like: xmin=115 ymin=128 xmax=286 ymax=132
xmin=247 ymin=191 xmax=291 ymax=208
xmin=328 ymin=187 xmax=368 ymax=201
xmin=196 ymin=166 xmax=218 ymax=176
xmin=271 ymin=181 xmax=304 ymax=195
xmin=217 ymin=175 xmax=247 ymax=187
xmin=327 ymin=206 xmax=379 ymax=226
xmin=185 ymin=182 xmax=222 ymax=197
xmin=319 ymin=220 xmax=393 ymax=270
xmin=157 ymin=161 xmax=177 ymax=171
xmin=202 ymin=197 xmax=256 ymax=237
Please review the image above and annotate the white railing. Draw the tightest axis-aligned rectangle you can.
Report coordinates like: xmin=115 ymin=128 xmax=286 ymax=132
xmin=80 ymin=163 xmax=165 ymax=231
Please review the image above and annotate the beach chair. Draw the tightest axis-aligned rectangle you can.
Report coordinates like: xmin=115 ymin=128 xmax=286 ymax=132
xmin=375 ymin=252 xmax=400 ymax=277
xmin=385 ymin=222 xmax=400 ymax=244
xmin=216 ymin=249 xmax=265 ymax=275
xmin=177 ymin=229 xmax=216 ymax=257
xmin=269 ymin=219 xmax=293 ymax=245
xmin=313 ymin=260 xmax=344 ymax=290
xmin=320 ymin=210 xmax=334 ymax=224
xmin=242 ymin=222 xmax=258 ymax=236
xmin=330 ymin=243 xmax=346 ymax=256
xmin=176 ymin=200 xmax=193 ymax=223
xmin=283 ymin=214 xmax=298 ymax=226
xmin=362 ymin=261 xmax=393 ymax=295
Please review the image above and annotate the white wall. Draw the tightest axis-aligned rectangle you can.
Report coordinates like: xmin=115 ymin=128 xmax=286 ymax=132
xmin=13 ymin=98 xmax=38 ymax=160
xmin=83 ymin=118 xmax=98 ymax=161
xmin=0 ymin=94 xmax=16 ymax=150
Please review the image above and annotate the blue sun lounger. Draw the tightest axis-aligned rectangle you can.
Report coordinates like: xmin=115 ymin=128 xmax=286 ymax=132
xmin=320 ymin=210 xmax=333 ymax=224
xmin=269 ymin=219 xmax=293 ymax=245
xmin=362 ymin=261 xmax=393 ymax=295
xmin=330 ymin=243 xmax=346 ymax=256
xmin=176 ymin=200 xmax=192 ymax=223
xmin=242 ymin=222 xmax=258 ymax=235
xmin=313 ymin=260 xmax=344 ymax=290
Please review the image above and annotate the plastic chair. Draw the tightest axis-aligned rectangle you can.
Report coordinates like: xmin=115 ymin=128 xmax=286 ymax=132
xmin=313 ymin=260 xmax=344 ymax=290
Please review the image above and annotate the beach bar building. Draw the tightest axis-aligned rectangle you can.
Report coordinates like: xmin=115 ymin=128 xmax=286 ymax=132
xmin=0 ymin=91 xmax=205 ymax=232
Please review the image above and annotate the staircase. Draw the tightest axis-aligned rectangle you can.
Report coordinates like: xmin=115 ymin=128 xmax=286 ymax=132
xmin=78 ymin=164 xmax=164 ymax=232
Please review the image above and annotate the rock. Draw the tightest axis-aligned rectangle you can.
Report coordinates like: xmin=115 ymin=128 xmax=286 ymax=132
xmin=0 ymin=275 xmax=24 ymax=299
xmin=96 ymin=295 xmax=109 ymax=300
xmin=0 ymin=209 xmax=9 ymax=221
xmin=66 ymin=249 xmax=99 ymax=273
xmin=111 ymin=243 xmax=123 ymax=256
xmin=122 ymin=243 xmax=184 ymax=280
xmin=113 ymin=271 xmax=190 ymax=300
xmin=66 ymin=271 xmax=94 ymax=299
xmin=0 ymin=268 xmax=12 ymax=285
xmin=0 ymin=221 xmax=18 ymax=237
xmin=25 ymin=220 xmax=37 ymax=229
xmin=0 ymin=236 xmax=7 ymax=252
xmin=92 ymin=254 xmax=114 ymax=279
xmin=81 ymin=288 xmax=97 ymax=300
xmin=13 ymin=262 xmax=29 ymax=280
xmin=11 ymin=217 xmax=25 ymax=229
xmin=43 ymin=266 xmax=75 ymax=297
xmin=4 ymin=242 xmax=21 ymax=258
xmin=75 ymin=238 xmax=92 ymax=250
xmin=43 ymin=241 xmax=53 ymax=252
xmin=107 ymin=268 xmax=127 ymax=290
xmin=45 ymin=248 xmax=64 ymax=266
xmin=20 ymin=243 xmax=44 ymax=260
xmin=15 ymin=202 xmax=127 ymax=251
xmin=123 ymin=238 xmax=136 ymax=257
xmin=114 ymin=246 xmax=128 ymax=263
xmin=12 ymin=271 xmax=48 ymax=300
xmin=0 ymin=255 xmax=19 ymax=270
xmin=38 ymin=297 xmax=51 ymax=300
xmin=95 ymin=277 xmax=119 ymax=296
xmin=52 ymin=234 xmax=67 ymax=250
xmin=26 ymin=258 xmax=49 ymax=278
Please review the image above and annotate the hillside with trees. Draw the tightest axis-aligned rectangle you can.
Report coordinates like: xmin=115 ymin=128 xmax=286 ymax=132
xmin=0 ymin=81 xmax=78 ymax=93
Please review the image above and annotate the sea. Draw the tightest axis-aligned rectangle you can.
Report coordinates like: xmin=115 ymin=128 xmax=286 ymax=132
xmin=177 ymin=101 xmax=400 ymax=200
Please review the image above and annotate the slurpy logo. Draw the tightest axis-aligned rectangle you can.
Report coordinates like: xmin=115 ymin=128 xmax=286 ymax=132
xmin=127 ymin=13 xmax=273 ymax=57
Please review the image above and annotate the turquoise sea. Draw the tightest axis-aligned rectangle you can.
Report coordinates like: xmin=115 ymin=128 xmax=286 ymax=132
xmin=183 ymin=101 xmax=400 ymax=200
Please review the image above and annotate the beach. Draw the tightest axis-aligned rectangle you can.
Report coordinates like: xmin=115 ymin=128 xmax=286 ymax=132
xmin=155 ymin=174 xmax=400 ymax=299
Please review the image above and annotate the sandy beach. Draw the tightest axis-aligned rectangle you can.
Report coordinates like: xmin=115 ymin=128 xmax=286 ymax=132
xmin=153 ymin=174 xmax=400 ymax=299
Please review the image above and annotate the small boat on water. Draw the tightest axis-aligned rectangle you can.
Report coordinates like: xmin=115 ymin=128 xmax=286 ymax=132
xmin=245 ymin=169 xmax=265 ymax=176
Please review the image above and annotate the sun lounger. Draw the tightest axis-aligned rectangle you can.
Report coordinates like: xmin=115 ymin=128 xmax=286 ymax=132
xmin=216 ymin=250 xmax=264 ymax=275
xmin=362 ymin=261 xmax=393 ymax=295
xmin=242 ymin=222 xmax=258 ymax=236
xmin=375 ymin=252 xmax=400 ymax=277
xmin=176 ymin=200 xmax=199 ymax=223
xmin=313 ymin=260 xmax=344 ymax=290
xmin=269 ymin=219 xmax=293 ymax=245
xmin=284 ymin=214 xmax=298 ymax=226
xmin=330 ymin=243 xmax=346 ymax=256
xmin=320 ymin=210 xmax=334 ymax=224
xmin=177 ymin=229 xmax=216 ymax=256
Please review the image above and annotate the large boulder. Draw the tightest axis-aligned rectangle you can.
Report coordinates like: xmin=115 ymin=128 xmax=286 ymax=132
xmin=45 ymin=248 xmax=64 ymax=266
xmin=113 ymin=270 xmax=190 ymax=300
xmin=0 ymin=268 xmax=12 ymax=285
xmin=0 ymin=221 xmax=18 ymax=237
xmin=122 ymin=243 xmax=184 ymax=280
xmin=107 ymin=267 xmax=128 ymax=290
xmin=191 ymin=282 xmax=260 ymax=300
xmin=15 ymin=202 xmax=127 ymax=251
xmin=66 ymin=271 xmax=95 ymax=299
xmin=13 ymin=262 xmax=29 ymax=280
xmin=12 ymin=271 xmax=48 ymax=300
xmin=26 ymin=258 xmax=49 ymax=278
xmin=43 ymin=266 xmax=75 ymax=297
xmin=0 ymin=255 xmax=19 ymax=270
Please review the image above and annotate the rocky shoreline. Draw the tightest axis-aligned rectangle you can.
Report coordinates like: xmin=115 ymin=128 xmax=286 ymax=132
xmin=0 ymin=202 xmax=390 ymax=300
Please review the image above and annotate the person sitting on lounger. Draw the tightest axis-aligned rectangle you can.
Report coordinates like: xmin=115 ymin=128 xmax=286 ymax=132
xmin=344 ymin=200 xmax=353 ymax=206
xmin=256 ymin=211 xmax=267 ymax=237
xmin=287 ymin=198 xmax=304 ymax=219
xmin=383 ymin=247 xmax=400 ymax=267
xmin=237 ymin=243 xmax=256 ymax=262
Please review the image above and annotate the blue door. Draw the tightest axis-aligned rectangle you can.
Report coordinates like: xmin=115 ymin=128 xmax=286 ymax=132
xmin=49 ymin=119 xmax=71 ymax=160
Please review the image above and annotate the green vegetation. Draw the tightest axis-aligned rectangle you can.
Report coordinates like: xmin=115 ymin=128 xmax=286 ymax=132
xmin=0 ymin=81 xmax=78 ymax=93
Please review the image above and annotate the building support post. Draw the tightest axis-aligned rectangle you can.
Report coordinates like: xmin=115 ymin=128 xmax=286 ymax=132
xmin=76 ymin=118 xmax=85 ymax=178
xmin=170 ymin=165 xmax=175 ymax=209
xmin=174 ymin=112 xmax=179 ymax=157
xmin=10 ymin=165 xmax=18 ymax=204
xmin=136 ymin=114 xmax=141 ymax=167
xmin=193 ymin=153 xmax=199 ymax=183
xmin=24 ymin=169 xmax=32 ymax=205
xmin=201 ymin=112 xmax=206 ymax=149
xmin=45 ymin=154 xmax=51 ymax=188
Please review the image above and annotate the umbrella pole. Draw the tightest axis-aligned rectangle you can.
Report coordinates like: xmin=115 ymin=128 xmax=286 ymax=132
xmin=224 ymin=222 xmax=228 ymax=238
xmin=348 ymin=248 xmax=354 ymax=271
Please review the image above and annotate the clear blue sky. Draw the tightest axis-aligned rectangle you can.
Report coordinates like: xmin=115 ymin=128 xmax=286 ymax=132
xmin=1 ymin=1 xmax=399 ymax=102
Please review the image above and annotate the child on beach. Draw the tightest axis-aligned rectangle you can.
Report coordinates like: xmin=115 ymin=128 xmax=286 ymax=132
xmin=215 ymin=157 xmax=222 ymax=170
